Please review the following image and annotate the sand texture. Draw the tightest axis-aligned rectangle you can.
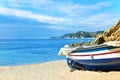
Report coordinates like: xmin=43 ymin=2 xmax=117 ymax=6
xmin=0 ymin=60 xmax=120 ymax=80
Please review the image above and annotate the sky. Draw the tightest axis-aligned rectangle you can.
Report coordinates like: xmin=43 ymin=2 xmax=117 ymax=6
xmin=0 ymin=0 xmax=120 ymax=39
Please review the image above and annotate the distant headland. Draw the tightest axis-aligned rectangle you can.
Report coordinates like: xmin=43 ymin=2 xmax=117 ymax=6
xmin=51 ymin=31 xmax=104 ymax=39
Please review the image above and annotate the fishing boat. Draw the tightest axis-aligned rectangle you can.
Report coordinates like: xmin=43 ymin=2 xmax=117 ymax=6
xmin=58 ymin=41 xmax=120 ymax=71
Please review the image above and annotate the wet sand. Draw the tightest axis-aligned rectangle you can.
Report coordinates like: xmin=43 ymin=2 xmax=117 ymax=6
xmin=0 ymin=60 xmax=120 ymax=80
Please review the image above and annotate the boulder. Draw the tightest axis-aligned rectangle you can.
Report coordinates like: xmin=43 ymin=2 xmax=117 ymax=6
xmin=93 ymin=34 xmax=104 ymax=44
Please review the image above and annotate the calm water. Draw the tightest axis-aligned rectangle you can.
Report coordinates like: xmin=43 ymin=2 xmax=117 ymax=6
xmin=0 ymin=39 xmax=93 ymax=66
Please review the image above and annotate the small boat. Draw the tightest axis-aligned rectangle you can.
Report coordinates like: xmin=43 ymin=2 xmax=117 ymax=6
xmin=58 ymin=41 xmax=120 ymax=71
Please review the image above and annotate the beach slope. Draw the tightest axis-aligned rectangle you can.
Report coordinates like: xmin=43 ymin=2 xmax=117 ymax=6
xmin=0 ymin=60 xmax=120 ymax=80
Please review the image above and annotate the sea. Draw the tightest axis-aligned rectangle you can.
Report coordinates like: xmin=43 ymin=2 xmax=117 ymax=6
xmin=0 ymin=39 xmax=93 ymax=66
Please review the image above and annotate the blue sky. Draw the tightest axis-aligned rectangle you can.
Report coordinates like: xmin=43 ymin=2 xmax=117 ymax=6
xmin=0 ymin=0 xmax=120 ymax=39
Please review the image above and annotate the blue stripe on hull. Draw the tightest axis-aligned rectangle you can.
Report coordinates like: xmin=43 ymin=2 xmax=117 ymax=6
xmin=83 ymin=63 xmax=120 ymax=71
xmin=77 ymin=58 xmax=120 ymax=65
xmin=67 ymin=58 xmax=120 ymax=71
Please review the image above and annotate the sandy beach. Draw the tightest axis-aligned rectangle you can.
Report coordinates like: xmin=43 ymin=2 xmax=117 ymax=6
xmin=0 ymin=60 xmax=120 ymax=80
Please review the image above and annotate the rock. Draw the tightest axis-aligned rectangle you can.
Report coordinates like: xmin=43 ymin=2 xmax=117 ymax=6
xmin=93 ymin=34 xmax=105 ymax=44
xmin=93 ymin=19 xmax=120 ymax=44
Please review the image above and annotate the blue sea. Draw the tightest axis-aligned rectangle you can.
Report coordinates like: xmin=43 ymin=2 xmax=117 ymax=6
xmin=0 ymin=39 xmax=93 ymax=66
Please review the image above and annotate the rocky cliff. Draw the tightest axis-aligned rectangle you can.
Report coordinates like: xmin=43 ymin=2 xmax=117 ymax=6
xmin=93 ymin=20 xmax=120 ymax=44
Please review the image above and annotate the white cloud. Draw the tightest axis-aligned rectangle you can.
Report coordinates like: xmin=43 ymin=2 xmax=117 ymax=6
xmin=0 ymin=0 xmax=120 ymax=31
xmin=7 ymin=0 xmax=111 ymax=16
xmin=8 ymin=0 xmax=55 ymax=9
xmin=47 ymin=26 xmax=69 ymax=30
xmin=54 ymin=13 xmax=120 ymax=31
xmin=78 ymin=13 xmax=120 ymax=27
xmin=58 ymin=2 xmax=111 ymax=17
xmin=0 ymin=7 xmax=65 ymax=24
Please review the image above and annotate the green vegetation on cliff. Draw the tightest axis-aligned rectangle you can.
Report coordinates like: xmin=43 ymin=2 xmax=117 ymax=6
xmin=51 ymin=31 xmax=104 ymax=39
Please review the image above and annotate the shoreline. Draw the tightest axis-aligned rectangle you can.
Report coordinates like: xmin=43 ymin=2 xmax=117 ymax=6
xmin=1 ymin=60 xmax=120 ymax=80
xmin=0 ymin=60 xmax=65 ymax=67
